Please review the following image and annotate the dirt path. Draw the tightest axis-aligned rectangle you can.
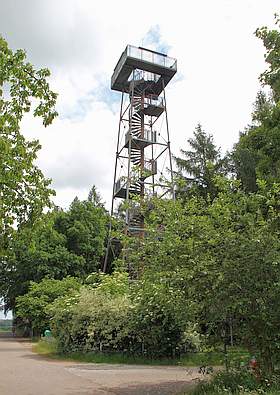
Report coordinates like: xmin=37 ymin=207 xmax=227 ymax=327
xmin=0 ymin=333 xmax=202 ymax=395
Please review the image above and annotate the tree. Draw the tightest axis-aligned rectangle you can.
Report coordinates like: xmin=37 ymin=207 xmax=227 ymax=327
xmin=174 ymin=124 xmax=228 ymax=200
xmin=121 ymin=180 xmax=280 ymax=372
xmin=232 ymin=16 xmax=280 ymax=191
xmin=190 ymin=180 xmax=280 ymax=373
xmin=0 ymin=36 xmax=57 ymax=254
xmin=232 ymin=91 xmax=280 ymax=191
xmin=130 ymin=273 xmax=189 ymax=357
xmin=54 ymin=193 xmax=108 ymax=273
xmin=87 ymin=185 xmax=103 ymax=207
xmin=1 ymin=211 xmax=85 ymax=311
xmin=16 ymin=277 xmax=80 ymax=335
xmin=1 ymin=188 xmax=108 ymax=312
xmin=255 ymin=14 xmax=280 ymax=102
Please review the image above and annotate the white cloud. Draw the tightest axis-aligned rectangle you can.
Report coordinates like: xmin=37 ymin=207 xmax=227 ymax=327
xmin=1 ymin=0 xmax=279 ymax=209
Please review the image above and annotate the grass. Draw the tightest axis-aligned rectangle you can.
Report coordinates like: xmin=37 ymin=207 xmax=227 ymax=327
xmin=34 ymin=340 xmax=191 ymax=365
xmin=0 ymin=326 xmax=11 ymax=332
xmin=186 ymin=391 xmax=280 ymax=395
xmin=179 ymin=349 xmax=249 ymax=367
xmin=186 ymin=387 xmax=280 ymax=395
xmin=33 ymin=340 xmax=250 ymax=367
xmin=182 ymin=369 xmax=280 ymax=395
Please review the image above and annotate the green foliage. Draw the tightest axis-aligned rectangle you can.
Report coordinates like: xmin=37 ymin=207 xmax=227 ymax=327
xmin=0 ymin=36 xmax=57 ymax=253
xmin=232 ymin=110 xmax=280 ymax=191
xmin=49 ymin=272 xmax=132 ymax=353
xmin=233 ymin=17 xmax=280 ymax=191
xmin=54 ymin=194 xmax=108 ymax=273
xmin=33 ymin=339 xmax=222 ymax=366
xmin=40 ymin=179 xmax=280 ymax=367
xmin=255 ymin=15 xmax=280 ymax=102
xmin=16 ymin=277 xmax=80 ymax=335
xmin=2 ymin=212 xmax=84 ymax=311
xmin=48 ymin=270 xmax=197 ymax=357
xmin=1 ymin=189 xmax=108 ymax=311
xmin=120 ymin=180 xmax=280 ymax=371
xmin=190 ymin=369 xmax=280 ymax=395
xmin=130 ymin=272 xmax=190 ymax=357
xmin=174 ymin=124 xmax=228 ymax=201
xmin=191 ymin=370 xmax=259 ymax=394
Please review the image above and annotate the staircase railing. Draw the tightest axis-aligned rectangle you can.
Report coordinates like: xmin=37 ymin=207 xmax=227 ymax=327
xmin=125 ymin=129 xmax=156 ymax=145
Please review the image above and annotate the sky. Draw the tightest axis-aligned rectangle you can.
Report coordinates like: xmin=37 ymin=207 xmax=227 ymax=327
xmin=1 ymin=0 xmax=279 ymax=211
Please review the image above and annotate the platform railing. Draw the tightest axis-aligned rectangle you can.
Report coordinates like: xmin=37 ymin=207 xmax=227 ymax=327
xmin=144 ymin=95 xmax=164 ymax=108
xmin=143 ymin=129 xmax=157 ymax=143
xmin=125 ymin=129 xmax=157 ymax=145
xmin=127 ymin=45 xmax=177 ymax=70
xmin=129 ymin=69 xmax=161 ymax=83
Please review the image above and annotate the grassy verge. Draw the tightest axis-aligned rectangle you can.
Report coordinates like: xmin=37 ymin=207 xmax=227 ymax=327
xmin=186 ymin=390 xmax=280 ymax=395
xmin=33 ymin=340 xmax=249 ymax=367
xmin=0 ymin=327 xmax=11 ymax=332
xmin=34 ymin=341 xmax=192 ymax=365
xmin=186 ymin=386 xmax=280 ymax=395
xmin=183 ymin=369 xmax=280 ymax=395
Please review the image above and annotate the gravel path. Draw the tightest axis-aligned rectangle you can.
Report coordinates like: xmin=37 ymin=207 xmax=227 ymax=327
xmin=0 ymin=333 xmax=202 ymax=395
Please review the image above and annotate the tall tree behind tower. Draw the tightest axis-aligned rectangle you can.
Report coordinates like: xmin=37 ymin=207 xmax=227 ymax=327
xmin=174 ymin=124 xmax=228 ymax=201
xmin=232 ymin=16 xmax=280 ymax=191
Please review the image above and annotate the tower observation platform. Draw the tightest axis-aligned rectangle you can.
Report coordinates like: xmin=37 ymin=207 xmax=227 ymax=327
xmin=103 ymin=45 xmax=177 ymax=273
xmin=111 ymin=45 xmax=177 ymax=94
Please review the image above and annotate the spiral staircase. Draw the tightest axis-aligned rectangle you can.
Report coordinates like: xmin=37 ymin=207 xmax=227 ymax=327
xmin=114 ymin=74 xmax=162 ymax=234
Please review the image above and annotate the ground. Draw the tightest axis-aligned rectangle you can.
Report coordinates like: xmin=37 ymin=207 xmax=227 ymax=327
xmin=0 ymin=333 xmax=202 ymax=395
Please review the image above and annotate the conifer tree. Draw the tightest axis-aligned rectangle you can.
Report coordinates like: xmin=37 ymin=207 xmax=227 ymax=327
xmin=174 ymin=124 xmax=227 ymax=200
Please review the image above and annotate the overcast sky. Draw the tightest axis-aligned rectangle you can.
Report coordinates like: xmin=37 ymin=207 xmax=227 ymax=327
xmin=1 ymin=0 xmax=279 ymax=211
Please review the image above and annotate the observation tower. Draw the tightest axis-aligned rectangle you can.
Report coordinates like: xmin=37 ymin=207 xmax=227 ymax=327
xmin=103 ymin=45 xmax=177 ymax=272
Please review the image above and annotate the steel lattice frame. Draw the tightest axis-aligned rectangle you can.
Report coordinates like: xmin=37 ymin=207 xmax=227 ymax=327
xmin=103 ymin=49 xmax=176 ymax=272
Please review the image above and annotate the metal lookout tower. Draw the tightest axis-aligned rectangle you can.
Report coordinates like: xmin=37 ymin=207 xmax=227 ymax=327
xmin=103 ymin=45 xmax=177 ymax=272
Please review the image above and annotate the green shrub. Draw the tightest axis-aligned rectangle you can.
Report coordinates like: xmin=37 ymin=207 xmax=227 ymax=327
xmin=48 ymin=271 xmax=197 ymax=357
xmin=49 ymin=272 xmax=134 ymax=353
xmin=129 ymin=273 xmax=190 ymax=358
xmin=191 ymin=369 xmax=280 ymax=395
xmin=192 ymin=370 xmax=259 ymax=394
xmin=16 ymin=277 xmax=81 ymax=335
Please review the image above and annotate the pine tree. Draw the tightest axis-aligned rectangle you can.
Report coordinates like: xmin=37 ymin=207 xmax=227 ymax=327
xmin=174 ymin=124 xmax=227 ymax=200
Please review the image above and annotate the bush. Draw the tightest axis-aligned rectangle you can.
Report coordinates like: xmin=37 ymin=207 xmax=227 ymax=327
xmin=192 ymin=370 xmax=258 ymax=394
xmin=191 ymin=369 xmax=280 ymax=395
xmin=49 ymin=272 xmax=134 ymax=353
xmin=129 ymin=272 xmax=191 ymax=358
xmin=48 ymin=271 xmax=196 ymax=357
xmin=16 ymin=277 xmax=81 ymax=335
